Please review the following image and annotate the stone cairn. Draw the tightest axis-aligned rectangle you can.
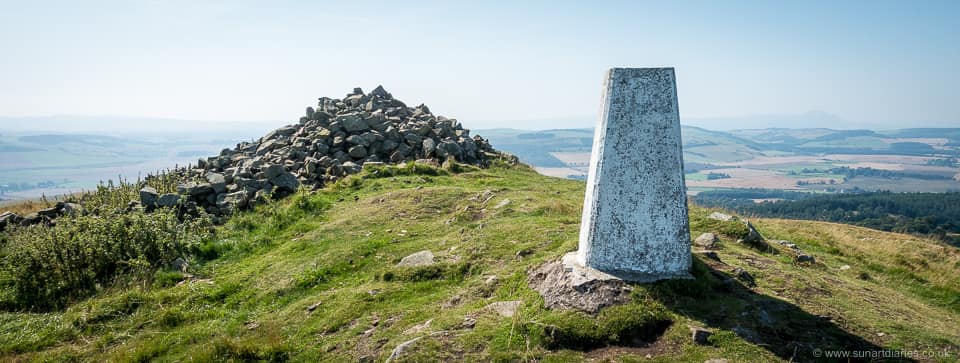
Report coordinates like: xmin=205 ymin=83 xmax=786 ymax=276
xmin=140 ymin=85 xmax=502 ymax=219
xmin=0 ymin=86 xmax=504 ymax=231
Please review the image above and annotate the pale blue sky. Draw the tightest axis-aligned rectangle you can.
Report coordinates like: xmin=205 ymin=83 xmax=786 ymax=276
xmin=0 ymin=0 xmax=957 ymax=130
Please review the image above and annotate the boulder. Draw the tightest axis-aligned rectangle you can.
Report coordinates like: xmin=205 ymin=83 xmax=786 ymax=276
xmin=397 ymin=250 xmax=434 ymax=267
xmin=177 ymin=182 xmax=214 ymax=197
xmin=158 ymin=193 xmax=181 ymax=207
xmin=205 ymin=172 xmax=227 ymax=194
xmin=346 ymin=134 xmax=368 ymax=147
xmin=62 ymin=202 xmax=84 ymax=216
xmin=19 ymin=213 xmax=46 ymax=227
xmin=370 ymin=85 xmax=391 ymax=98
xmin=140 ymin=186 xmax=159 ymax=207
xmin=269 ymin=172 xmax=300 ymax=192
xmin=404 ymin=133 xmax=422 ymax=146
xmin=0 ymin=212 xmax=23 ymax=231
xmin=437 ymin=140 xmax=462 ymax=159
xmin=422 ymin=138 xmax=436 ymax=156
xmin=262 ymin=164 xmax=286 ymax=179
xmin=348 ymin=145 xmax=368 ymax=159
xmin=337 ymin=113 xmax=368 ymax=132
xmin=37 ymin=206 xmax=61 ymax=218
xmin=216 ymin=191 xmax=249 ymax=213
xmin=694 ymin=232 xmax=719 ymax=248
xmin=342 ymin=161 xmax=362 ymax=174
xmin=743 ymin=221 xmax=764 ymax=244
xmin=528 ymin=253 xmax=634 ymax=314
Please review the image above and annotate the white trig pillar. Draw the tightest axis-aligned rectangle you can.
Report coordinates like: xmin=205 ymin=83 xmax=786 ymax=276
xmin=574 ymin=67 xmax=691 ymax=282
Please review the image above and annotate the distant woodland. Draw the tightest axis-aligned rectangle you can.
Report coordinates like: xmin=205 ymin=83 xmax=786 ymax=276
xmin=693 ymin=190 xmax=960 ymax=244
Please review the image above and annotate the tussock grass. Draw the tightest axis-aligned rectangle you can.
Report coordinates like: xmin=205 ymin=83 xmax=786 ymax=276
xmin=0 ymin=162 xmax=958 ymax=362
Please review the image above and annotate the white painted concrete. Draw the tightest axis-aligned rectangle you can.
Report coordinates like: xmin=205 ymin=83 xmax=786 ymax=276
xmin=576 ymin=68 xmax=691 ymax=281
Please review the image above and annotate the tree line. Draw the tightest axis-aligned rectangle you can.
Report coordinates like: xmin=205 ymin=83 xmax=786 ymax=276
xmin=693 ymin=190 xmax=960 ymax=244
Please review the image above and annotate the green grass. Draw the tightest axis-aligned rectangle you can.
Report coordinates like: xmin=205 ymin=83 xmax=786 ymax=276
xmin=1 ymin=162 xmax=958 ymax=362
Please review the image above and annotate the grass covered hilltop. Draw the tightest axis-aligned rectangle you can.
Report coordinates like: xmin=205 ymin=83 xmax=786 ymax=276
xmin=1 ymin=161 xmax=959 ymax=362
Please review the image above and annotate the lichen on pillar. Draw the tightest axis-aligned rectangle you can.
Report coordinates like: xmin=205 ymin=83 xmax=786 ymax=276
xmin=575 ymin=67 xmax=692 ymax=282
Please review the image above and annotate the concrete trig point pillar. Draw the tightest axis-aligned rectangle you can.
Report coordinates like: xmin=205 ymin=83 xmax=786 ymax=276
xmin=571 ymin=67 xmax=691 ymax=282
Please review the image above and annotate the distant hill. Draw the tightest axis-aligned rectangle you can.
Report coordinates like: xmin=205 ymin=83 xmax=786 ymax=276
xmin=3 ymin=122 xmax=959 ymax=200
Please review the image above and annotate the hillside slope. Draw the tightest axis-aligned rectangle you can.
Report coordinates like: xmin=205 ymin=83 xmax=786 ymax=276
xmin=1 ymin=163 xmax=958 ymax=362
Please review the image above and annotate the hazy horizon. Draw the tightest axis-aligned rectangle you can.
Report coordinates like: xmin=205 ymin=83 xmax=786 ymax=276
xmin=1 ymin=109 xmax=955 ymax=135
xmin=2 ymin=0 xmax=958 ymax=132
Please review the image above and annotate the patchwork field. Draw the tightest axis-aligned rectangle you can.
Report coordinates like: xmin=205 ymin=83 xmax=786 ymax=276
xmin=482 ymin=127 xmax=960 ymax=195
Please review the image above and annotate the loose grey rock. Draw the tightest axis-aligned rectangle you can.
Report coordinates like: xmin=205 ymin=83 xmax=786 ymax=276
xmin=438 ymin=140 xmax=462 ymax=159
xmin=37 ymin=206 xmax=60 ymax=218
xmin=177 ymin=182 xmax=214 ymax=197
xmin=262 ymin=164 xmax=286 ymax=179
xmin=269 ymin=172 xmax=300 ymax=192
xmin=158 ymin=193 xmax=181 ymax=207
xmin=461 ymin=317 xmax=477 ymax=329
xmin=0 ymin=212 xmax=23 ymax=231
xmin=694 ymin=232 xmax=719 ymax=248
xmin=397 ymin=250 xmax=434 ymax=267
xmin=796 ymin=254 xmax=816 ymax=263
xmin=742 ymin=221 xmax=764 ymax=244
xmin=171 ymin=257 xmax=189 ymax=272
xmin=62 ymin=202 xmax=84 ymax=216
xmin=528 ymin=253 xmax=634 ymax=314
xmin=338 ymin=113 xmax=368 ymax=132
xmin=139 ymin=186 xmax=159 ymax=207
xmin=709 ymin=212 xmax=735 ymax=221
xmin=19 ymin=213 xmax=46 ymax=227
xmin=422 ymin=138 xmax=436 ymax=156
xmin=205 ymin=172 xmax=227 ymax=194
xmin=348 ymin=145 xmax=368 ymax=159
xmin=217 ymin=191 xmax=249 ymax=213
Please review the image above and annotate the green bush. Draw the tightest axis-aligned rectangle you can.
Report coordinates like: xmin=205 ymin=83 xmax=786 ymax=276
xmin=0 ymin=208 xmax=211 ymax=310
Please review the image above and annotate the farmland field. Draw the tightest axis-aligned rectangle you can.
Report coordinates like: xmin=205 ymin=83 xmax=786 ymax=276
xmin=483 ymin=126 xmax=960 ymax=195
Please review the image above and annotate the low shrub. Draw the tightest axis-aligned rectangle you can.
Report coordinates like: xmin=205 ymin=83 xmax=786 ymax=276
xmin=0 ymin=208 xmax=211 ymax=310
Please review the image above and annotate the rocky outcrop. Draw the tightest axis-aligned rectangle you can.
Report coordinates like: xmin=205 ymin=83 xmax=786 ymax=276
xmin=528 ymin=253 xmax=635 ymax=314
xmin=0 ymin=202 xmax=85 ymax=231
xmin=136 ymin=86 xmax=504 ymax=218
xmin=0 ymin=211 xmax=23 ymax=232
